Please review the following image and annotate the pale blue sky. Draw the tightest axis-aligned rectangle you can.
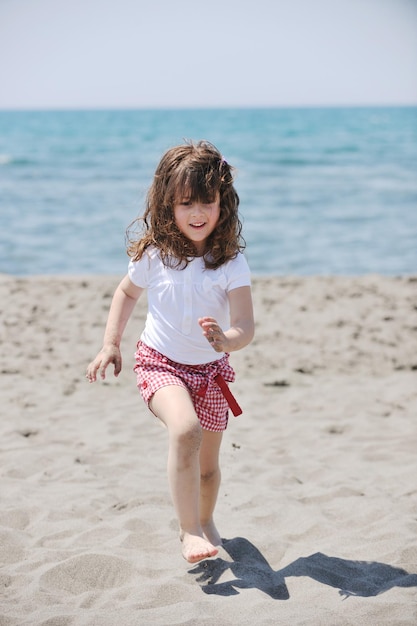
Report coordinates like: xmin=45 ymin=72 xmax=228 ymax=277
xmin=0 ymin=0 xmax=416 ymax=109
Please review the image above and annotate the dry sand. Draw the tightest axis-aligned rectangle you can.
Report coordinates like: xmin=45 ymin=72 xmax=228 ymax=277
xmin=0 ymin=273 xmax=416 ymax=625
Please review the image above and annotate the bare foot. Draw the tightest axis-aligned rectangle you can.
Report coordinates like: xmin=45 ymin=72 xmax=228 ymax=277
xmin=201 ymin=520 xmax=223 ymax=547
xmin=180 ymin=531 xmax=218 ymax=563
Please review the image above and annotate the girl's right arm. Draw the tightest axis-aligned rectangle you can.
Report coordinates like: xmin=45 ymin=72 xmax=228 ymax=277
xmin=86 ymin=274 xmax=144 ymax=382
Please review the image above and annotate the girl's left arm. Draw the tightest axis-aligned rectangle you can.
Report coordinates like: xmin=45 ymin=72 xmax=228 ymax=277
xmin=199 ymin=286 xmax=254 ymax=353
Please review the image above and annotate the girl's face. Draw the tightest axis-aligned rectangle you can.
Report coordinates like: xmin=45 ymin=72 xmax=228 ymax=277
xmin=173 ymin=192 xmax=221 ymax=256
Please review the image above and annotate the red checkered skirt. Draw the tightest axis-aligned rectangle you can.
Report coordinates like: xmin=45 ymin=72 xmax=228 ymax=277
xmin=133 ymin=341 xmax=241 ymax=432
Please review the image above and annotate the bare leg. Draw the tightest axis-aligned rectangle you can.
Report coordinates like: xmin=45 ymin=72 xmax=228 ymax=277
xmin=150 ymin=385 xmax=218 ymax=563
xmin=199 ymin=429 xmax=223 ymax=547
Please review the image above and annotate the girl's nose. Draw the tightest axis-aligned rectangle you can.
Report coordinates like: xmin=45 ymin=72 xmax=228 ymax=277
xmin=191 ymin=203 xmax=203 ymax=216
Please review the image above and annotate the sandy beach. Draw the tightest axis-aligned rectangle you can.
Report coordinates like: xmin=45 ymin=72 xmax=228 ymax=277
xmin=1 ymin=273 xmax=416 ymax=625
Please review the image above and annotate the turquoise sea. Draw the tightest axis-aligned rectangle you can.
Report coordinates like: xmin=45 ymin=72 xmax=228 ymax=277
xmin=0 ymin=107 xmax=416 ymax=276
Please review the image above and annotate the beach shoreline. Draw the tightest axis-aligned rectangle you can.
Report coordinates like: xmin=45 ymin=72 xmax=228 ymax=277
xmin=1 ymin=274 xmax=416 ymax=625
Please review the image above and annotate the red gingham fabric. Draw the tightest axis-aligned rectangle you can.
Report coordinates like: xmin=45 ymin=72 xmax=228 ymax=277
xmin=133 ymin=341 xmax=239 ymax=432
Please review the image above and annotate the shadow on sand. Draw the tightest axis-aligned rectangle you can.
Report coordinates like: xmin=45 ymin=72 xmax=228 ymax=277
xmin=189 ymin=537 xmax=417 ymax=599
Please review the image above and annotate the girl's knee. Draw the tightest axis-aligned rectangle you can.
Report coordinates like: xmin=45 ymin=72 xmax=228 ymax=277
xmin=173 ymin=419 xmax=202 ymax=450
xmin=200 ymin=466 xmax=220 ymax=483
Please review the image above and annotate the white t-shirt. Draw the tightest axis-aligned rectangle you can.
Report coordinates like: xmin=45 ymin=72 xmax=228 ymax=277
xmin=128 ymin=247 xmax=251 ymax=365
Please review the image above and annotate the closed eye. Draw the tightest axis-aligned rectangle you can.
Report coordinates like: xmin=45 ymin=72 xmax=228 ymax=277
xmin=178 ymin=199 xmax=216 ymax=207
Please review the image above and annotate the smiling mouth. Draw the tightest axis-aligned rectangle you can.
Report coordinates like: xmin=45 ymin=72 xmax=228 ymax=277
xmin=190 ymin=222 xmax=206 ymax=229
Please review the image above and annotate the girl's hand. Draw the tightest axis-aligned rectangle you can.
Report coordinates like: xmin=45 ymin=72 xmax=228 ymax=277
xmin=86 ymin=345 xmax=122 ymax=382
xmin=198 ymin=317 xmax=228 ymax=353
xmin=198 ymin=287 xmax=255 ymax=354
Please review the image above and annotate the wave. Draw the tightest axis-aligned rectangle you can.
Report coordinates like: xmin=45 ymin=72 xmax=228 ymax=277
xmin=0 ymin=154 xmax=12 ymax=165
xmin=0 ymin=154 xmax=35 ymax=166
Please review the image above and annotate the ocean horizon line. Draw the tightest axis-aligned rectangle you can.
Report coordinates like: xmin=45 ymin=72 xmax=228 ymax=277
xmin=1 ymin=103 xmax=416 ymax=114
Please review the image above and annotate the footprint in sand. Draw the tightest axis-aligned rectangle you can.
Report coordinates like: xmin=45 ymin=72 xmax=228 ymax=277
xmin=40 ymin=553 xmax=135 ymax=595
xmin=0 ymin=529 xmax=26 ymax=564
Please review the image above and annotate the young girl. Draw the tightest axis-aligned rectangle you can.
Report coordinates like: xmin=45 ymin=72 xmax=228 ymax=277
xmin=86 ymin=140 xmax=254 ymax=564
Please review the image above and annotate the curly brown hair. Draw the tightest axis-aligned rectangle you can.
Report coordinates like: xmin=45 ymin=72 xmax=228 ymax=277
xmin=126 ymin=140 xmax=245 ymax=270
